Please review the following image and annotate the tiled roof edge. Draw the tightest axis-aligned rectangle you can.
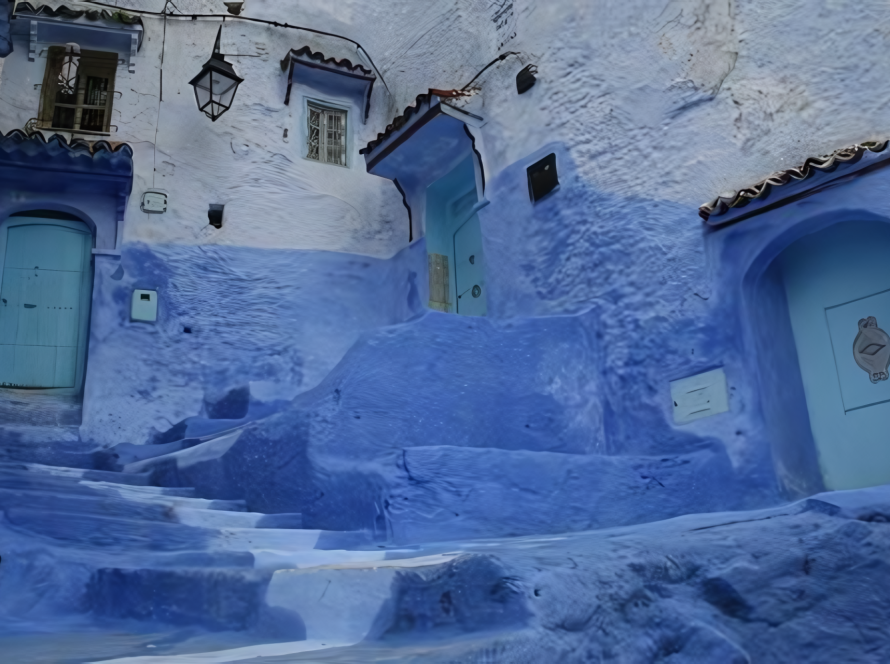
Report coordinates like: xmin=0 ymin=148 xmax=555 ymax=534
xmin=700 ymin=141 xmax=890 ymax=222
xmin=360 ymin=88 xmax=469 ymax=156
xmin=14 ymin=2 xmax=143 ymax=27
xmin=0 ymin=128 xmax=134 ymax=159
xmin=282 ymin=46 xmax=373 ymax=78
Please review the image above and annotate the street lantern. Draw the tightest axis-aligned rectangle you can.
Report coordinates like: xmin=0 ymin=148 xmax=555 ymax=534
xmin=189 ymin=27 xmax=243 ymax=122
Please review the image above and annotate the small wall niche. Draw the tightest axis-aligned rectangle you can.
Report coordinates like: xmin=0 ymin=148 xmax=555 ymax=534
xmin=208 ymin=204 xmax=224 ymax=229
xmin=527 ymin=153 xmax=558 ymax=202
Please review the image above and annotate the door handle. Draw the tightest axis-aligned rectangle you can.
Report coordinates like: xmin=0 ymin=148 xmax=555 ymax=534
xmin=24 ymin=304 xmax=36 ymax=309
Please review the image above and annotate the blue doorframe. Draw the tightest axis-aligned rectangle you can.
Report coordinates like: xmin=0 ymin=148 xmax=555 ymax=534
xmin=779 ymin=221 xmax=890 ymax=490
xmin=425 ymin=155 xmax=486 ymax=316
xmin=0 ymin=215 xmax=94 ymax=395
xmin=709 ymin=167 xmax=890 ymax=499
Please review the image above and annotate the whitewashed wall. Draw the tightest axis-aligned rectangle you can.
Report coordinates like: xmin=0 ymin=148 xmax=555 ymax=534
xmin=0 ymin=0 xmax=885 ymax=448
xmin=0 ymin=0 xmax=410 ymax=257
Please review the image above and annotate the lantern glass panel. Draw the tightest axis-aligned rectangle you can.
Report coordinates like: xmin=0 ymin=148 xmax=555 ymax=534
xmin=211 ymin=73 xmax=237 ymax=97
xmin=193 ymin=71 xmax=212 ymax=109
xmin=216 ymin=82 xmax=238 ymax=109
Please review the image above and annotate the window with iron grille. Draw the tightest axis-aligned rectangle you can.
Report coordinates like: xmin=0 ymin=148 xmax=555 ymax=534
xmin=307 ymin=102 xmax=347 ymax=166
xmin=38 ymin=45 xmax=117 ymax=134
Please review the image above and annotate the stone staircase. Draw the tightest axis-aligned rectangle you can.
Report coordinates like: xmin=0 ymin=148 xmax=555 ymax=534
xmin=0 ymin=456 xmax=463 ymax=662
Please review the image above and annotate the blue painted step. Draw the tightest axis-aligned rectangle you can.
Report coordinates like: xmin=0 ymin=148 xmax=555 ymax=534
xmin=5 ymin=507 xmax=219 ymax=551
xmin=0 ymin=461 xmax=152 ymax=486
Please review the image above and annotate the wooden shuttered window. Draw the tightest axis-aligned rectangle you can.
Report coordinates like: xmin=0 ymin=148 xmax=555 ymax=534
xmin=39 ymin=46 xmax=117 ymax=134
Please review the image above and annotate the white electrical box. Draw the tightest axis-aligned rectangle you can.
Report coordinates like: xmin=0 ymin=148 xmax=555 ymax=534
xmin=670 ymin=368 xmax=729 ymax=424
xmin=141 ymin=191 xmax=168 ymax=214
xmin=131 ymin=289 xmax=158 ymax=322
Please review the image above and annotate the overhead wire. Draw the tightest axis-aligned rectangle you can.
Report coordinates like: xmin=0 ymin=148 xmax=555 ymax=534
xmin=82 ymin=0 xmax=391 ymax=94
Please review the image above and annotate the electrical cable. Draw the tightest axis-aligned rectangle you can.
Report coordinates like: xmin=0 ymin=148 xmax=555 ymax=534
xmin=460 ymin=51 xmax=522 ymax=91
xmin=82 ymin=0 xmax=391 ymax=94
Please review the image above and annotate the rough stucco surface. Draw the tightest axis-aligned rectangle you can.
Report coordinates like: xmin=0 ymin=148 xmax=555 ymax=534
xmin=0 ymin=0 xmax=883 ymax=450
xmin=1 ymin=0 xmax=889 ymax=660
xmin=80 ymin=240 xmax=426 ymax=444
xmin=1 ymin=461 xmax=888 ymax=662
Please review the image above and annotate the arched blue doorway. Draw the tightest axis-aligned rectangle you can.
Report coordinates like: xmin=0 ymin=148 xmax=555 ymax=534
xmin=778 ymin=221 xmax=890 ymax=490
xmin=425 ymin=155 xmax=487 ymax=316
xmin=0 ymin=214 xmax=94 ymax=392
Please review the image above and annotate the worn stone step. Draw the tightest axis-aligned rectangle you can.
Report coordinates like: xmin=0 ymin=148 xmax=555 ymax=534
xmin=0 ymin=487 xmax=178 ymax=524
xmin=0 ymin=425 xmax=93 ymax=468
xmin=174 ymin=508 xmax=303 ymax=530
xmin=0 ymin=461 xmax=151 ymax=486
xmin=82 ymin=482 xmax=247 ymax=512
xmin=77 ymin=481 xmax=198 ymax=498
xmin=5 ymin=507 xmax=217 ymax=552
xmin=87 ymin=566 xmax=274 ymax=633
xmin=0 ymin=479 xmax=248 ymax=515
xmin=0 ymin=470 xmax=197 ymax=499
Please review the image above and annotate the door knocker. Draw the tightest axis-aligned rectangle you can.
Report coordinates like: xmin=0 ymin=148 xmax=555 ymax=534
xmin=853 ymin=316 xmax=890 ymax=383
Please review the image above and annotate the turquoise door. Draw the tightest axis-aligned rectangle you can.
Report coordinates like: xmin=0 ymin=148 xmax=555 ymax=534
xmin=425 ymin=155 xmax=486 ymax=316
xmin=781 ymin=221 xmax=890 ymax=490
xmin=0 ymin=220 xmax=92 ymax=389
xmin=454 ymin=215 xmax=486 ymax=316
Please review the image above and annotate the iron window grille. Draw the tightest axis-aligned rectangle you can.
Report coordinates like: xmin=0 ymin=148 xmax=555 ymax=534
xmin=307 ymin=103 xmax=347 ymax=166
xmin=38 ymin=45 xmax=117 ymax=134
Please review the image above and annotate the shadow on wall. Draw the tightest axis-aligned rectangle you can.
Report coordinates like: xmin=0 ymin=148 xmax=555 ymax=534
xmin=81 ymin=240 xmax=428 ymax=446
xmin=119 ymin=146 xmax=798 ymax=544
xmin=145 ymin=138 xmax=793 ymax=540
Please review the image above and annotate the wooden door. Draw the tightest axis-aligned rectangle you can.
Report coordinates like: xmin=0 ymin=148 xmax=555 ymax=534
xmin=781 ymin=221 xmax=890 ymax=490
xmin=0 ymin=221 xmax=91 ymax=389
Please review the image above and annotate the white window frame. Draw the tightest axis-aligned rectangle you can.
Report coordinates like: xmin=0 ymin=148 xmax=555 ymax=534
xmin=301 ymin=96 xmax=352 ymax=168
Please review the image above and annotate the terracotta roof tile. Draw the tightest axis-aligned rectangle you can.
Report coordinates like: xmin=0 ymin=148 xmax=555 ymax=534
xmin=700 ymin=141 xmax=889 ymax=223
xmin=360 ymin=89 xmax=468 ymax=156
xmin=280 ymin=46 xmax=373 ymax=78
xmin=14 ymin=2 xmax=143 ymax=25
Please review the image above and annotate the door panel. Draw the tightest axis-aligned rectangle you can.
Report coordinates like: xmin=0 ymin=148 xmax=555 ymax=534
xmin=0 ymin=267 xmax=21 ymax=344
xmin=0 ymin=344 xmax=14 ymax=387
xmin=0 ymin=222 xmax=90 ymax=389
xmin=6 ymin=224 xmax=87 ymax=272
xmin=454 ymin=215 xmax=486 ymax=317
xmin=14 ymin=344 xmax=58 ymax=388
xmin=825 ymin=289 xmax=890 ymax=411
xmin=782 ymin=221 xmax=890 ymax=490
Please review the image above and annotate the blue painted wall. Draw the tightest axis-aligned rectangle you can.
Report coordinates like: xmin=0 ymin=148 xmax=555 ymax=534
xmin=114 ymin=149 xmax=890 ymax=545
xmin=0 ymin=1 xmax=11 ymax=58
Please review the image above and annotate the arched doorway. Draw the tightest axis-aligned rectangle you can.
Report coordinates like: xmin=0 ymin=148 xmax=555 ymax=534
xmin=0 ymin=214 xmax=93 ymax=392
xmin=777 ymin=221 xmax=890 ymax=490
xmin=425 ymin=155 xmax=487 ymax=316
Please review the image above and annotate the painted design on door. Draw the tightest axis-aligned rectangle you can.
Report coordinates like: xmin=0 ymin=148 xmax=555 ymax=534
xmin=853 ymin=316 xmax=890 ymax=383
xmin=0 ymin=223 xmax=91 ymax=389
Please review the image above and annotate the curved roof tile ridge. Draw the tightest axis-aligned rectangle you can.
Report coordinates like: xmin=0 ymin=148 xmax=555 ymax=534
xmin=14 ymin=2 xmax=143 ymax=25
xmin=700 ymin=141 xmax=889 ymax=222
xmin=360 ymin=88 xmax=468 ymax=155
xmin=283 ymin=45 xmax=373 ymax=77
xmin=0 ymin=128 xmax=134 ymax=159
